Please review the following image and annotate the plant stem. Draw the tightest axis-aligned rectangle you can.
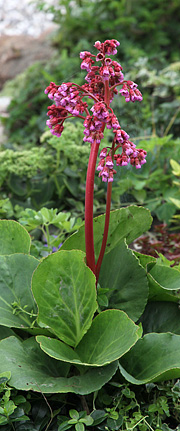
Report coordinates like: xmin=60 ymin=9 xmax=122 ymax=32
xmin=85 ymin=80 xmax=112 ymax=281
xmin=80 ymin=395 xmax=90 ymax=415
xmin=96 ymin=181 xmax=112 ymax=281
xmin=85 ymin=140 xmax=100 ymax=275
xmin=105 ymin=80 xmax=110 ymax=108
xmin=95 ymin=79 xmax=112 ymax=282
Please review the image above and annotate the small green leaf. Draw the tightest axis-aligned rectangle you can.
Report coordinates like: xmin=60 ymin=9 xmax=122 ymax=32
xmin=169 ymin=197 xmax=180 ymax=209
xmin=58 ymin=421 xmax=72 ymax=431
xmin=0 ymin=372 xmax=11 ymax=382
xmin=81 ymin=415 xmax=94 ymax=425
xmin=170 ymin=159 xmax=180 ymax=176
xmin=75 ymin=423 xmax=84 ymax=431
xmin=69 ymin=410 xmax=79 ymax=420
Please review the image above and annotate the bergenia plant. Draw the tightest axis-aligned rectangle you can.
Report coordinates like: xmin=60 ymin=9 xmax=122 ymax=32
xmin=45 ymin=39 xmax=147 ymax=281
xmin=0 ymin=40 xmax=180 ymax=398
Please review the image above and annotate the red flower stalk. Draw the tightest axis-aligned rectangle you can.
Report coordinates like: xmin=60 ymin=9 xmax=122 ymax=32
xmin=45 ymin=39 xmax=147 ymax=283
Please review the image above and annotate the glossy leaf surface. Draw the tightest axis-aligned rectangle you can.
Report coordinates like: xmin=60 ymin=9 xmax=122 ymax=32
xmin=99 ymin=241 xmax=148 ymax=321
xmin=37 ymin=309 xmax=141 ymax=366
xmin=0 ymin=336 xmax=118 ymax=394
xmin=0 ymin=254 xmax=38 ymax=328
xmin=119 ymin=333 xmax=180 ymax=384
xmin=0 ymin=220 xmax=31 ymax=255
xmin=149 ymin=263 xmax=180 ymax=290
xmin=140 ymin=301 xmax=180 ymax=335
xmin=32 ymin=250 xmax=97 ymax=347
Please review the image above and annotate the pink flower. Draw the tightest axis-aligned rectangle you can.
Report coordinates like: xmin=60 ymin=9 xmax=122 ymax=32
xmin=91 ymin=102 xmax=109 ymax=121
xmin=105 ymin=155 xmax=114 ymax=169
xmin=120 ymin=82 xmax=143 ymax=103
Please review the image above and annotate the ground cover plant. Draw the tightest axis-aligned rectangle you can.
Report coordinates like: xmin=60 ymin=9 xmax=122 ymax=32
xmin=0 ymin=39 xmax=180 ymax=430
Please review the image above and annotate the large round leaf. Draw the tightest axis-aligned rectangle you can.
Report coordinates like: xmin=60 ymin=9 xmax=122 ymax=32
xmin=0 ymin=254 xmax=38 ymax=328
xmin=32 ymin=250 xmax=97 ymax=347
xmin=0 ymin=336 xmax=118 ymax=394
xmin=37 ymin=309 xmax=141 ymax=366
xmin=99 ymin=242 xmax=148 ymax=321
xmin=0 ymin=220 xmax=30 ymax=255
xmin=62 ymin=206 xmax=152 ymax=260
xmin=140 ymin=302 xmax=180 ymax=335
xmin=119 ymin=333 xmax=180 ymax=384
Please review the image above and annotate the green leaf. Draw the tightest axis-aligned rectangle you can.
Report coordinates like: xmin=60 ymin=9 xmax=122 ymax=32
xmin=132 ymin=189 xmax=146 ymax=203
xmin=61 ymin=206 xmax=152 ymax=260
xmin=75 ymin=424 xmax=84 ymax=431
xmin=140 ymin=302 xmax=180 ymax=335
xmin=90 ymin=410 xmax=107 ymax=426
xmin=99 ymin=241 xmax=149 ymax=321
xmin=58 ymin=422 xmax=72 ymax=431
xmin=147 ymin=261 xmax=180 ymax=302
xmin=37 ymin=309 xmax=141 ymax=366
xmin=0 ymin=254 xmax=38 ymax=328
xmin=134 ymin=251 xmax=156 ymax=269
xmin=0 ymin=220 xmax=30 ymax=255
xmin=169 ymin=197 xmax=180 ymax=209
xmin=0 ymin=336 xmax=118 ymax=394
xmin=170 ymin=159 xmax=180 ymax=176
xmin=69 ymin=410 xmax=79 ymax=420
xmin=71 ymin=311 xmax=141 ymax=365
xmin=0 ymin=372 xmax=11 ymax=382
xmin=149 ymin=263 xmax=180 ymax=290
xmin=155 ymin=202 xmax=176 ymax=224
xmin=119 ymin=333 xmax=180 ymax=384
xmin=107 ymin=416 xmax=123 ymax=430
xmin=8 ymin=174 xmax=28 ymax=197
xmin=147 ymin=273 xmax=179 ymax=302
xmin=81 ymin=415 xmax=94 ymax=425
xmin=0 ymin=326 xmax=15 ymax=340
xmin=32 ymin=250 xmax=97 ymax=347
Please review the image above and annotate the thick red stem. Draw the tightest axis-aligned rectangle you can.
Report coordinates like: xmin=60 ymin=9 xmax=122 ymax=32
xmin=85 ymin=79 xmax=112 ymax=282
xmin=95 ymin=181 xmax=112 ymax=281
xmin=85 ymin=141 xmax=100 ymax=275
xmin=95 ymin=79 xmax=112 ymax=282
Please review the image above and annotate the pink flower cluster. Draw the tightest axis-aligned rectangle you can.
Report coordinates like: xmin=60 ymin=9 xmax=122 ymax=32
xmin=45 ymin=39 xmax=146 ymax=182
xmin=96 ymin=112 xmax=147 ymax=182
xmin=120 ymin=80 xmax=143 ymax=102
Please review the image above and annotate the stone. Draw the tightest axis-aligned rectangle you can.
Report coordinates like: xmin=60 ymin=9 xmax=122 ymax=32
xmin=0 ymin=30 xmax=56 ymax=89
